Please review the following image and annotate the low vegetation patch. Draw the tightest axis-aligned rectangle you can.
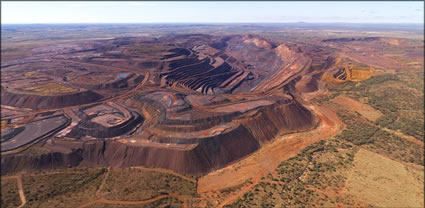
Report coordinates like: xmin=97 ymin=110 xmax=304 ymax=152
xmin=101 ymin=168 xmax=196 ymax=201
xmin=329 ymin=73 xmax=424 ymax=141
xmin=228 ymin=71 xmax=424 ymax=207
xmin=1 ymin=177 xmax=21 ymax=208
xmin=90 ymin=197 xmax=184 ymax=208
xmin=22 ymin=168 xmax=106 ymax=207
xmin=227 ymin=139 xmax=362 ymax=207
xmin=335 ymin=101 xmax=424 ymax=166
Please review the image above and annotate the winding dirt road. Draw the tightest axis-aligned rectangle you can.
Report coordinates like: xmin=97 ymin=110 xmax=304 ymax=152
xmin=95 ymin=167 xmax=111 ymax=198
xmin=78 ymin=166 xmax=188 ymax=208
xmin=16 ymin=174 xmax=26 ymax=208
xmin=132 ymin=166 xmax=196 ymax=183
xmin=78 ymin=193 xmax=187 ymax=208
xmin=381 ymin=127 xmax=424 ymax=147
xmin=2 ymin=167 xmax=189 ymax=208
xmin=3 ymin=174 xmax=26 ymax=208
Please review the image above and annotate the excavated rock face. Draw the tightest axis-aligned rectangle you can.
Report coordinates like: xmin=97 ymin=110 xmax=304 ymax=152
xmin=1 ymin=97 xmax=316 ymax=176
xmin=1 ymin=150 xmax=83 ymax=175
xmin=66 ymin=111 xmax=143 ymax=138
xmin=1 ymin=33 xmax=334 ymax=176
xmin=294 ymin=76 xmax=319 ymax=93
xmin=156 ymin=34 xmax=307 ymax=94
xmin=224 ymin=36 xmax=285 ymax=86
xmin=1 ymin=89 xmax=103 ymax=110
xmin=65 ymin=103 xmax=144 ymax=138
xmin=77 ymin=124 xmax=261 ymax=174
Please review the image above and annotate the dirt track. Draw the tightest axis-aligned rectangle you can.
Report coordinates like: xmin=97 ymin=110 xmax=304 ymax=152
xmin=96 ymin=167 xmax=111 ymax=198
xmin=2 ymin=166 xmax=191 ymax=208
xmin=16 ymin=174 xmax=26 ymax=208
xmin=132 ymin=166 xmax=196 ymax=183
xmin=78 ymin=166 xmax=188 ymax=208
xmin=216 ymin=170 xmax=263 ymax=208
xmin=3 ymin=174 xmax=26 ymax=208
xmin=78 ymin=193 xmax=187 ymax=208
xmin=381 ymin=127 xmax=424 ymax=147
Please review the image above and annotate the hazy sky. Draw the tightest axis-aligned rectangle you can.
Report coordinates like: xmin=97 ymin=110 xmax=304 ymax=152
xmin=1 ymin=1 xmax=424 ymax=24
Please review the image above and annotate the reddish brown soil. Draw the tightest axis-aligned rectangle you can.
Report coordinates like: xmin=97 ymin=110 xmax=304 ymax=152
xmin=197 ymin=104 xmax=344 ymax=206
xmin=1 ymin=33 xmax=338 ymax=181
xmin=381 ymin=127 xmax=424 ymax=147
xmin=332 ymin=95 xmax=382 ymax=122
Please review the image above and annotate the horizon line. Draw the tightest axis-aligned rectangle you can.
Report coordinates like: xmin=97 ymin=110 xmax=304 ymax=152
xmin=2 ymin=22 xmax=424 ymax=25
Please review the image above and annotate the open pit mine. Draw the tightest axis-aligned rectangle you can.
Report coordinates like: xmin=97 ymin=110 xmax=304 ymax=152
xmin=1 ymin=33 xmax=351 ymax=176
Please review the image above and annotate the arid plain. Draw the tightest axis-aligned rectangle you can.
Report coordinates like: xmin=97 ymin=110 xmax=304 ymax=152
xmin=1 ymin=23 xmax=423 ymax=207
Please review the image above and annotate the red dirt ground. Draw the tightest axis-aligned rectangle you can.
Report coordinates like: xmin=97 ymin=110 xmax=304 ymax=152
xmin=197 ymin=104 xmax=344 ymax=206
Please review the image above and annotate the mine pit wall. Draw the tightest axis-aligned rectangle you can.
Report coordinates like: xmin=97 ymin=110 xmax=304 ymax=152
xmin=1 ymin=100 xmax=315 ymax=176
xmin=133 ymin=74 xmax=145 ymax=84
xmin=237 ymin=101 xmax=315 ymax=145
xmin=1 ymin=150 xmax=84 ymax=175
xmin=78 ymin=124 xmax=261 ymax=174
xmin=1 ymin=90 xmax=103 ymax=110
xmin=290 ymin=76 xmax=320 ymax=94
xmin=159 ymin=112 xmax=240 ymax=132
xmin=75 ymin=100 xmax=315 ymax=175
